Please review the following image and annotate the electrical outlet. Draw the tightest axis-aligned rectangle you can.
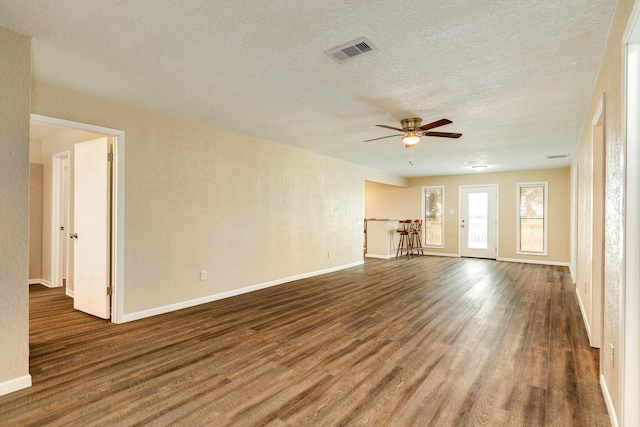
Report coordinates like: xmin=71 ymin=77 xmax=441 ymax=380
xmin=328 ymin=251 xmax=331 ymax=258
xmin=200 ymin=270 xmax=207 ymax=281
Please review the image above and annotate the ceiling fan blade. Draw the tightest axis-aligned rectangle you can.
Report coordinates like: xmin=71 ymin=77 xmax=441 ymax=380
xmin=376 ymin=124 xmax=405 ymax=132
xmin=419 ymin=118 xmax=452 ymax=131
xmin=364 ymin=134 xmax=403 ymax=142
xmin=423 ymin=131 xmax=462 ymax=138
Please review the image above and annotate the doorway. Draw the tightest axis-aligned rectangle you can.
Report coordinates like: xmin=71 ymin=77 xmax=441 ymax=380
xmin=30 ymin=114 xmax=125 ymax=323
xmin=459 ymin=185 xmax=498 ymax=259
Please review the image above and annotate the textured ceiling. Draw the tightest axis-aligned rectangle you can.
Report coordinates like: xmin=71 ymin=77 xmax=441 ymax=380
xmin=1 ymin=0 xmax=617 ymax=177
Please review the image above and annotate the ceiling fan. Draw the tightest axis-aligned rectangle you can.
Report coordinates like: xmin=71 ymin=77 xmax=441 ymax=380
xmin=364 ymin=117 xmax=462 ymax=146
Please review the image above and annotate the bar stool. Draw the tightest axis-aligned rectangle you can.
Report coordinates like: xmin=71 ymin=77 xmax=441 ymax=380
xmin=396 ymin=220 xmax=413 ymax=259
xmin=410 ymin=219 xmax=424 ymax=256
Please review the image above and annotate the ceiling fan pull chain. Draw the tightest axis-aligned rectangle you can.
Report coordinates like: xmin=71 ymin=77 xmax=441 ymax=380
xmin=409 ymin=146 xmax=414 ymax=165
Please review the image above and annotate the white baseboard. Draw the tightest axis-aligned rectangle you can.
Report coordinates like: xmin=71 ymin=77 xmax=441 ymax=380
xmin=575 ymin=287 xmax=592 ymax=342
xmin=66 ymin=288 xmax=74 ymax=298
xmin=366 ymin=251 xmax=460 ymax=259
xmin=569 ymin=264 xmax=576 ymax=284
xmin=600 ymin=374 xmax=619 ymax=427
xmin=28 ymin=278 xmax=52 ymax=286
xmin=40 ymin=279 xmax=53 ymax=287
xmin=365 ymin=253 xmax=394 ymax=259
xmin=122 ymin=261 xmax=364 ymax=323
xmin=368 ymin=253 xmax=569 ymax=267
xmin=496 ymin=257 xmax=570 ymax=267
xmin=421 ymin=252 xmax=461 ymax=258
xmin=0 ymin=374 xmax=31 ymax=397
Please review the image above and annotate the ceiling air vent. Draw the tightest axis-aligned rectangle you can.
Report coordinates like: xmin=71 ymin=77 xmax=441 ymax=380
xmin=547 ymin=154 xmax=568 ymax=159
xmin=325 ymin=37 xmax=378 ymax=64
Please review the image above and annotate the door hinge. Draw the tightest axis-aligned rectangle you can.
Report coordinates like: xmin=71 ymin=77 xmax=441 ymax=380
xmin=107 ymin=152 xmax=113 ymax=162
xmin=107 ymin=286 xmax=113 ymax=296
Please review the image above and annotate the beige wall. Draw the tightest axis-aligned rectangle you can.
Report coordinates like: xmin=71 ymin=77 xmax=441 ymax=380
xmin=366 ymin=168 xmax=571 ymax=264
xmin=0 ymin=27 xmax=31 ymax=393
xmin=572 ymin=0 xmax=637 ymax=418
xmin=29 ymin=164 xmax=43 ymax=281
xmin=30 ymin=81 xmax=403 ymax=316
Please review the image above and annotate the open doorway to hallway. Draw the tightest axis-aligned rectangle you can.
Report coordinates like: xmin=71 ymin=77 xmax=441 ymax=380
xmin=28 ymin=115 xmax=125 ymax=323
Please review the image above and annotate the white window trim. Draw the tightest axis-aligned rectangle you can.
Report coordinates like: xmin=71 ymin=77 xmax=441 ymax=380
xmin=516 ymin=182 xmax=548 ymax=256
xmin=422 ymin=186 xmax=445 ymax=248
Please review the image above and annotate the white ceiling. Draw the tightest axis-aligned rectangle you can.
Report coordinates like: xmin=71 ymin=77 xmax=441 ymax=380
xmin=1 ymin=0 xmax=617 ymax=177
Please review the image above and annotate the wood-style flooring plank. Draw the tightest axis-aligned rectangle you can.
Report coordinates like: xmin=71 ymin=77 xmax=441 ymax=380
xmin=0 ymin=257 xmax=610 ymax=426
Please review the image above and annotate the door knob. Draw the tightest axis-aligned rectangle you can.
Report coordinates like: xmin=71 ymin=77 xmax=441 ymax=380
xmin=70 ymin=233 xmax=78 ymax=239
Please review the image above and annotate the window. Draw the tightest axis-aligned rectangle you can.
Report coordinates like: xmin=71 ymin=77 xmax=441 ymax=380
xmin=423 ymin=186 xmax=444 ymax=247
xmin=517 ymin=182 xmax=548 ymax=255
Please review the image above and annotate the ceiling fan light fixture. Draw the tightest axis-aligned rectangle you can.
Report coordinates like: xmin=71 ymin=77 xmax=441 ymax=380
xmin=471 ymin=165 xmax=488 ymax=171
xmin=402 ymin=131 xmax=421 ymax=146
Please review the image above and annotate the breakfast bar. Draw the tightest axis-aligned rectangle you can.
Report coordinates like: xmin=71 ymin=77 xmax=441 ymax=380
xmin=364 ymin=218 xmax=401 ymax=259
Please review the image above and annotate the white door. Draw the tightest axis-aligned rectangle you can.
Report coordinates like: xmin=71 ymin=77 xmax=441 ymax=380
xmin=51 ymin=151 xmax=70 ymax=288
xmin=61 ymin=157 xmax=70 ymax=281
xmin=73 ymin=137 xmax=111 ymax=319
xmin=460 ymin=185 xmax=497 ymax=259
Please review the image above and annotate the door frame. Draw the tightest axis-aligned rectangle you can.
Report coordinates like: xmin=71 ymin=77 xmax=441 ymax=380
xmin=590 ymin=95 xmax=605 ymax=349
xmin=459 ymin=184 xmax=498 ymax=259
xmin=51 ymin=150 xmax=70 ymax=290
xmin=621 ymin=4 xmax=640 ymax=423
xmin=31 ymin=114 xmax=125 ymax=324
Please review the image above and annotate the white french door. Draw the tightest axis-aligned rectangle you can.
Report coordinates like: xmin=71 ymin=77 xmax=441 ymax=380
xmin=460 ymin=185 xmax=497 ymax=259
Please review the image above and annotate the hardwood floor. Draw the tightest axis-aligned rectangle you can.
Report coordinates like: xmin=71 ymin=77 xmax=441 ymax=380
xmin=0 ymin=257 xmax=610 ymax=426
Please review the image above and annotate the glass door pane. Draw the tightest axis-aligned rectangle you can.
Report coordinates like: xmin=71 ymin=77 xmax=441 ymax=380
xmin=468 ymin=192 xmax=488 ymax=249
